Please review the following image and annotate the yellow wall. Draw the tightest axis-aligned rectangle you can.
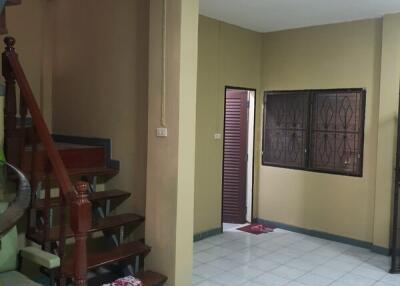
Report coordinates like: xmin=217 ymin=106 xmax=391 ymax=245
xmin=373 ymin=13 xmax=400 ymax=248
xmin=259 ymin=19 xmax=382 ymax=244
xmin=4 ymin=0 xmax=52 ymax=127
xmin=194 ymin=16 xmax=263 ymax=234
xmin=51 ymin=0 xmax=150 ymax=227
xmin=195 ymin=15 xmax=400 ymax=248
xmin=146 ymin=0 xmax=198 ymax=285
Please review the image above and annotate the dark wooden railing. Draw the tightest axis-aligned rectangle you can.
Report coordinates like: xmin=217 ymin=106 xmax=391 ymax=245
xmin=2 ymin=36 xmax=91 ymax=285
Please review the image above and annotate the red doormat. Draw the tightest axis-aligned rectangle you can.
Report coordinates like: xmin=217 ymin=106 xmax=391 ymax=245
xmin=237 ymin=223 xmax=276 ymax=235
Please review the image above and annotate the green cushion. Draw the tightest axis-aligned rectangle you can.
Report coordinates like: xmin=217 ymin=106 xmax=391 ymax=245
xmin=0 ymin=271 xmax=41 ymax=286
xmin=20 ymin=246 xmax=60 ymax=269
xmin=0 ymin=203 xmax=18 ymax=273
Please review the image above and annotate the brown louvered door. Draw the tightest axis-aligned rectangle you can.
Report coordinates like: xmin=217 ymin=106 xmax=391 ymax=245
xmin=222 ymin=89 xmax=248 ymax=224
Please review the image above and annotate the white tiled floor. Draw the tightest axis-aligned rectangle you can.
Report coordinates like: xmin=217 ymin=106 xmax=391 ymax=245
xmin=193 ymin=228 xmax=397 ymax=286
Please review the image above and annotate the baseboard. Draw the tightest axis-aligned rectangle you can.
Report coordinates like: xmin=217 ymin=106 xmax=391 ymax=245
xmin=193 ymin=227 xmax=223 ymax=242
xmin=255 ymin=218 xmax=390 ymax=256
xmin=370 ymin=244 xmax=391 ymax=256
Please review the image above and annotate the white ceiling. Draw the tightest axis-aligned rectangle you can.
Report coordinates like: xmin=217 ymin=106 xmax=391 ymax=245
xmin=199 ymin=0 xmax=400 ymax=33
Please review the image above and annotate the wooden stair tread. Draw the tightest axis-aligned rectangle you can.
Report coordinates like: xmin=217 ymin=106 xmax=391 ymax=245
xmin=29 ymin=213 xmax=143 ymax=243
xmin=6 ymin=0 xmax=22 ymax=6
xmin=135 ymin=271 xmax=168 ymax=286
xmin=33 ymin=189 xmax=130 ymax=209
xmin=8 ymin=166 xmax=118 ymax=181
xmin=24 ymin=142 xmax=104 ymax=152
xmin=56 ymin=166 xmax=118 ymax=177
xmin=63 ymin=241 xmax=150 ymax=277
xmin=41 ymin=167 xmax=117 ymax=180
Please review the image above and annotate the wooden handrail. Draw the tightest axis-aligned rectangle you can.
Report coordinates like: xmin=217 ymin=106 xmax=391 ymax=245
xmin=2 ymin=36 xmax=91 ymax=286
xmin=3 ymin=37 xmax=73 ymax=197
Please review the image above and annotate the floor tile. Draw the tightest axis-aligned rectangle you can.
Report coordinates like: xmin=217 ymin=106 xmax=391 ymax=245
xmin=242 ymin=282 xmax=265 ymax=286
xmin=270 ymin=265 xmax=307 ymax=280
xmin=194 ymin=241 xmax=215 ymax=253
xmin=224 ymin=252 xmax=254 ymax=263
xmin=239 ymin=245 xmax=271 ymax=257
xmin=323 ymin=258 xmax=359 ymax=272
xmin=252 ymin=273 xmax=291 ymax=286
xmin=192 ymin=274 xmax=206 ymax=285
xmin=335 ymin=272 xmax=376 ymax=286
xmin=247 ymin=258 xmax=281 ymax=271
xmin=222 ymin=240 xmax=251 ymax=251
xmin=295 ymin=273 xmax=334 ymax=286
xmin=262 ymin=252 xmax=295 ymax=264
xmin=380 ymin=273 xmax=400 ymax=285
xmin=373 ymin=282 xmax=399 ymax=286
xmin=334 ymin=253 xmax=369 ymax=265
xmin=195 ymin=280 xmax=223 ymax=286
xmin=366 ymin=255 xmax=391 ymax=271
xmin=350 ymin=263 xmax=387 ymax=280
xmin=192 ymin=264 xmax=225 ymax=279
xmin=194 ymin=251 xmax=221 ymax=263
xmin=192 ymin=228 xmax=391 ymax=286
xmin=310 ymin=265 xmax=347 ymax=280
xmin=287 ymin=282 xmax=307 ymax=286
xmin=193 ymin=259 xmax=204 ymax=268
xmin=299 ymin=253 xmax=330 ymax=265
xmin=287 ymin=258 xmax=318 ymax=271
xmin=203 ymin=246 xmax=232 ymax=258
xmin=210 ymin=271 xmax=249 ymax=285
xmin=229 ymin=265 xmax=263 ymax=280
xmin=207 ymin=257 xmax=242 ymax=271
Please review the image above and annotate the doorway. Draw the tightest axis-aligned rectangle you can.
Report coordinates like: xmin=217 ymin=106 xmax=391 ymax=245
xmin=222 ymin=86 xmax=256 ymax=230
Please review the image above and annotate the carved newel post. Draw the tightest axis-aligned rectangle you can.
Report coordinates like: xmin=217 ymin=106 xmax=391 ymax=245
xmin=70 ymin=181 xmax=92 ymax=286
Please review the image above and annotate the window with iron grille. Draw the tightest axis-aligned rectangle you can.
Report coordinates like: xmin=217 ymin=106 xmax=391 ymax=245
xmin=262 ymin=89 xmax=365 ymax=177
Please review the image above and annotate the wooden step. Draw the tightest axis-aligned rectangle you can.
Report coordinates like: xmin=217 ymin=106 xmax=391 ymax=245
xmin=22 ymin=143 xmax=107 ymax=173
xmin=66 ymin=167 xmax=118 ymax=178
xmin=135 ymin=271 xmax=168 ymax=286
xmin=63 ymin=241 xmax=151 ymax=277
xmin=33 ymin=189 xmax=130 ymax=210
xmin=28 ymin=213 xmax=144 ymax=244
xmin=6 ymin=0 xmax=22 ymax=6
xmin=10 ymin=166 xmax=119 ymax=182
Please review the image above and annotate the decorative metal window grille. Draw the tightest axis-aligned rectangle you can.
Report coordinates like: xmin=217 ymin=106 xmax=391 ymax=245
xmin=262 ymin=89 xmax=365 ymax=177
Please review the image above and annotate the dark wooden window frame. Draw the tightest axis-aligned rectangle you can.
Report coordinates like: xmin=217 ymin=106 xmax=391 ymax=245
xmin=262 ymin=88 xmax=366 ymax=177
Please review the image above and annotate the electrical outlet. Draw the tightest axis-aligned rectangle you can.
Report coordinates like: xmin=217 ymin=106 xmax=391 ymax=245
xmin=214 ymin=133 xmax=222 ymax=140
xmin=157 ymin=127 xmax=168 ymax=137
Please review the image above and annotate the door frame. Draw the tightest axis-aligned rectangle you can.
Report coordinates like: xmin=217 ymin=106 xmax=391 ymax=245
xmin=221 ymin=85 xmax=257 ymax=228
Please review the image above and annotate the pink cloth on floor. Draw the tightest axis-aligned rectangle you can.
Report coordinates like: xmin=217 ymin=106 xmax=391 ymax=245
xmin=103 ymin=276 xmax=143 ymax=286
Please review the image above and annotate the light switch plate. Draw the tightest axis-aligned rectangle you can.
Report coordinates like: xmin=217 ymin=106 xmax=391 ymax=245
xmin=157 ymin=127 xmax=168 ymax=137
xmin=214 ymin=133 xmax=222 ymax=140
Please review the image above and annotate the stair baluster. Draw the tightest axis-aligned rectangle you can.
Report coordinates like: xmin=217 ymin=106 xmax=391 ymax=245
xmin=3 ymin=35 xmax=167 ymax=286
xmin=3 ymin=36 xmax=91 ymax=285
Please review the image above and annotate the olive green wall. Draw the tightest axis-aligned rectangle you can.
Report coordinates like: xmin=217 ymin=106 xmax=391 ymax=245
xmin=3 ymin=0 xmax=52 ymax=127
xmin=373 ymin=13 xmax=400 ymax=248
xmin=194 ymin=16 xmax=263 ymax=234
xmin=259 ymin=19 xmax=382 ymax=244
xmin=51 ymin=0 xmax=149 ymax=235
xmin=195 ymin=14 xmax=400 ymax=249
xmin=146 ymin=0 xmax=198 ymax=284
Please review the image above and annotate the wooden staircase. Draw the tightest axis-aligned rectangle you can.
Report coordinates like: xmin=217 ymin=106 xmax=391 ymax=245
xmin=2 ymin=37 xmax=167 ymax=285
